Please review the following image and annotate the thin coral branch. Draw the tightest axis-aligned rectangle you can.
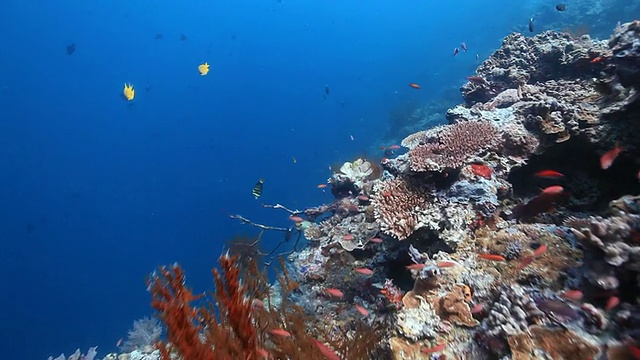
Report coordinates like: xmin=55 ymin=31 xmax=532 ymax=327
xmin=228 ymin=213 xmax=289 ymax=232
xmin=261 ymin=202 xmax=303 ymax=215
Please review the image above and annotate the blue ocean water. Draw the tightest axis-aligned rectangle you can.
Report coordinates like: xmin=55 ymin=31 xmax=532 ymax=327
xmin=0 ymin=0 xmax=631 ymax=358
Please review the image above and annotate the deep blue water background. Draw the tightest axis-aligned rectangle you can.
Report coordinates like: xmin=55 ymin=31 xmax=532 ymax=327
xmin=0 ymin=0 xmax=631 ymax=358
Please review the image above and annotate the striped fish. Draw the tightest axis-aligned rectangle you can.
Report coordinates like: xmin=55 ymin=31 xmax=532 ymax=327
xmin=252 ymin=179 xmax=264 ymax=199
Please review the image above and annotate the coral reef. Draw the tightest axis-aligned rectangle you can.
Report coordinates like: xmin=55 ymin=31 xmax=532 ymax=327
xmin=78 ymin=21 xmax=640 ymax=360
xmin=268 ymin=22 xmax=640 ymax=360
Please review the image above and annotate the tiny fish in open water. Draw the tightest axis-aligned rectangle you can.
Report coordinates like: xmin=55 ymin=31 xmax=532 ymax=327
xmin=252 ymin=179 xmax=264 ymax=199
xmin=529 ymin=17 xmax=534 ymax=32
xmin=198 ymin=62 xmax=210 ymax=76
xmin=556 ymin=3 xmax=566 ymax=11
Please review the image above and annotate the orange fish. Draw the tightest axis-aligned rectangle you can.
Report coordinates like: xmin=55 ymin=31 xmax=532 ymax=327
xmin=601 ymin=143 xmax=623 ymax=169
xmin=326 ymin=288 xmax=344 ymax=298
xmin=535 ymin=170 xmax=564 ymax=178
xmin=354 ymin=304 xmax=369 ymax=316
xmin=289 ymin=215 xmax=304 ymax=222
xmin=343 ymin=234 xmax=353 ymax=240
xmin=477 ymin=253 xmax=506 ymax=261
xmin=421 ymin=343 xmax=446 ymax=354
xmin=354 ymin=268 xmax=374 ymax=275
xmin=270 ymin=328 xmax=291 ymax=337
xmin=256 ymin=348 xmax=270 ymax=358
xmin=605 ymin=296 xmax=620 ymax=311
xmin=627 ymin=342 xmax=640 ymax=360
xmin=406 ymin=264 xmax=425 ymax=270
xmin=381 ymin=157 xmax=388 ymax=162
xmin=533 ymin=244 xmax=548 ymax=257
xmin=389 ymin=144 xmax=401 ymax=150
xmin=436 ymin=261 xmax=457 ymax=268
xmin=466 ymin=75 xmax=487 ymax=85
xmin=515 ymin=256 xmax=535 ymax=271
xmin=590 ymin=56 xmax=604 ymax=63
xmin=317 ymin=184 xmax=328 ymax=189
xmin=369 ymin=237 xmax=383 ymax=243
xmin=561 ymin=289 xmax=583 ymax=301
xmin=357 ymin=195 xmax=369 ymax=201
xmin=541 ymin=186 xmax=564 ymax=195
xmin=312 ymin=340 xmax=341 ymax=360
xmin=408 ymin=83 xmax=421 ymax=89
xmin=470 ymin=303 xmax=484 ymax=314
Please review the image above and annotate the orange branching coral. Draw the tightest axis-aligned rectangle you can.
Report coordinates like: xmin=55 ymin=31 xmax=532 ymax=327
xmin=407 ymin=121 xmax=500 ymax=172
xmin=148 ymin=253 xmax=382 ymax=360
xmin=148 ymin=265 xmax=213 ymax=360
xmin=372 ymin=177 xmax=430 ymax=240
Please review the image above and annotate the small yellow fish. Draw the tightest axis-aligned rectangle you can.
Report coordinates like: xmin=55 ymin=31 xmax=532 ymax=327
xmin=198 ymin=62 xmax=210 ymax=76
xmin=123 ymin=83 xmax=135 ymax=101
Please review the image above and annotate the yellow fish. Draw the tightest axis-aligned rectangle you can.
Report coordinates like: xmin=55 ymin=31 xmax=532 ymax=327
xmin=123 ymin=83 xmax=135 ymax=101
xmin=198 ymin=62 xmax=210 ymax=76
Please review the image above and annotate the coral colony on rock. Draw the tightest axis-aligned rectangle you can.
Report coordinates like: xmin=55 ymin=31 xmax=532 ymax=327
xmin=51 ymin=22 xmax=640 ymax=360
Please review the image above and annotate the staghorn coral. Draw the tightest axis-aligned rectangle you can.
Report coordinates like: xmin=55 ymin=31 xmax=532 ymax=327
xmin=406 ymin=121 xmax=500 ymax=172
xmin=372 ymin=176 xmax=431 ymax=240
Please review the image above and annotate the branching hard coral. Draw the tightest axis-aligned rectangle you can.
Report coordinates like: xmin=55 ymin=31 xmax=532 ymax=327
xmin=148 ymin=253 xmax=381 ymax=360
xmin=406 ymin=121 xmax=500 ymax=172
xmin=372 ymin=177 xmax=431 ymax=240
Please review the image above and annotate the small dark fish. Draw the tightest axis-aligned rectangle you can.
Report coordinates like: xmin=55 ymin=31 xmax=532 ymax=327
xmin=180 ymin=34 xmax=188 ymax=41
xmin=555 ymin=3 xmax=566 ymax=11
xmin=453 ymin=47 xmax=459 ymax=56
xmin=66 ymin=43 xmax=76 ymax=55
xmin=284 ymin=227 xmax=293 ymax=242
xmin=252 ymin=178 xmax=264 ymax=199
xmin=528 ymin=17 xmax=534 ymax=32
xmin=325 ymin=84 xmax=330 ymax=95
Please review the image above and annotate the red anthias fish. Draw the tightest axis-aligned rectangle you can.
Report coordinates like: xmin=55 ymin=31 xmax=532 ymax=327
xmin=511 ymin=186 xmax=565 ymax=221
xmin=408 ymin=83 xmax=421 ymax=89
xmin=535 ymin=170 xmax=564 ymax=178
xmin=467 ymin=76 xmax=488 ymax=85
xmin=600 ymin=143 xmax=623 ymax=169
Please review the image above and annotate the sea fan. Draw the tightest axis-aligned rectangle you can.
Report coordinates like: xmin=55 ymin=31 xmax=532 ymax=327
xmin=121 ymin=316 xmax=162 ymax=352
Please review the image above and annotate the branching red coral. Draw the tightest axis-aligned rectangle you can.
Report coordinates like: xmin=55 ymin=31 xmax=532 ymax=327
xmin=148 ymin=265 xmax=213 ymax=360
xmin=148 ymin=253 xmax=382 ymax=360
